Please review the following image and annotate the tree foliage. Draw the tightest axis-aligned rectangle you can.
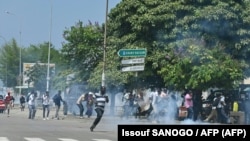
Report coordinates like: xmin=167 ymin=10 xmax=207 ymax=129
xmin=108 ymin=0 xmax=250 ymax=91
xmin=61 ymin=21 xmax=103 ymax=84
xmin=0 ymin=40 xmax=62 ymax=93
xmin=24 ymin=62 xmax=47 ymax=92
xmin=2 ymin=0 xmax=250 ymax=94
xmin=0 ymin=39 xmax=20 ymax=88
xmin=23 ymin=42 xmax=62 ymax=92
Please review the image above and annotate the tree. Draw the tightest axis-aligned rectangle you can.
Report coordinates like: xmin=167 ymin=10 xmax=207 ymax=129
xmin=107 ymin=0 xmax=170 ymax=90
xmin=0 ymin=39 xmax=20 ymax=88
xmin=0 ymin=39 xmax=63 ymax=93
xmin=158 ymin=0 xmax=250 ymax=91
xmin=23 ymin=42 xmax=63 ymax=92
xmin=24 ymin=62 xmax=47 ymax=92
xmin=61 ymin=21 xmax=104 ymax=87
xmin=107 ymin=0 xmax=250 ymax=91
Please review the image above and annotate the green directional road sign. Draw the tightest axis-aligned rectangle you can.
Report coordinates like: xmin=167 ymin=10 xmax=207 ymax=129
xmin=118 ymin=48 xmax=147 ymax=57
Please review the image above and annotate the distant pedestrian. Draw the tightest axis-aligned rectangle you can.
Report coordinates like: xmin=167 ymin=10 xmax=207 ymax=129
xmin=63 ymin=100 xmax=68 ymax=118
xmin=216 ymin=94 xmax=230 ymax=124
xmin=90 ymin=86 xmax=109 ymax=132
xmin=244 ymin=92 xmax=250 ymax=124
xmin=53 ymin=90 xmax=64 ymax=120
xmin=19 ymin=94 xmax=26 ymax=111
xmin=42 ymin=91 xmax=50 ymax=120
xmin=204 ymin=93 xmax=221 ymax=122
xmin=27 ymin=91 xmax=37 ymax=119
xmin=85 ymin=92 xmax=95 ymax=118
xmin=76 ymin=93 xmax=87 ymax=118
xmin=184 ymin=90 xmax=193 ymax=120
xmin=4 ymin=92 xmax=15 ymax=117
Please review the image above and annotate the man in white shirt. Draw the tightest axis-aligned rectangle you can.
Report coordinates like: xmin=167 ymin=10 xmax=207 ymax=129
xmin=76 ymin=93 xmax=87 ymax=118
xmin=28 ymin=91 xmax=36 ymax=119
xmin=42 ymin=91 xmax=50 ymax=120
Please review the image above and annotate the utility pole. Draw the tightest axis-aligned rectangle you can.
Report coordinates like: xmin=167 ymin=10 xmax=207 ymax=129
xmin=46 ymin=1 xmax=53 ymax=92
xmin=5 ymin=11 xmax=22 ymax=96
xmin=102 ymin=0 xmax=108 ymax=87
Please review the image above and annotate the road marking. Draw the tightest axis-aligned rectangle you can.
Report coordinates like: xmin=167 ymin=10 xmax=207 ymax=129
xmin=24 ymin=138 xmax=46 ymax=141
xmin=58 ymin=138 xmax=79 ymax=141
xmin=0 ymin=137 xmax=9 ymax=141
xmin=92 ymin=139 xmax=112 ymax=141
xmin=0 ymin=137 xmax=112 ymax=141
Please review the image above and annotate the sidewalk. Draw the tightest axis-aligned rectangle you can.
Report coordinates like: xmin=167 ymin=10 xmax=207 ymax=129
xmin=3 ymin=105 xmax=122 ymax=121
xmin=2 ymin=105 xmax=148 ymax=124
xmin=1 ymin=105 xmax=78 ymax=120
xmin=3 ymin=106 xmax=212 ymax=125
xmin=3 ymin=105 xmax=196 ymax=124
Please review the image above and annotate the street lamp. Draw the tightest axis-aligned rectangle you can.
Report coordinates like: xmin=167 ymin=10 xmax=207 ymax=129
xmin=102 ymin=0 xmax=108 ymax=87
xmin=46 ymin=2 xmax=53 ymax=92
xmin=5 ymin=11 xmax=22 ymax=95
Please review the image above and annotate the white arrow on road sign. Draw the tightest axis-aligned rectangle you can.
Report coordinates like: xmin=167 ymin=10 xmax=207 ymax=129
xmin=121 ymin=65 xmax=145 ymax=72
xmin=121 ymin=58 xmax=145 ymax=65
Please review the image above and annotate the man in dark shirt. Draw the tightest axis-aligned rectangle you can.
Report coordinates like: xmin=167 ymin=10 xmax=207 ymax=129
xmin=19 ymin=95 xmax=25 ymax=111
xmin=53 ymin=90 xmax=64 ymax=120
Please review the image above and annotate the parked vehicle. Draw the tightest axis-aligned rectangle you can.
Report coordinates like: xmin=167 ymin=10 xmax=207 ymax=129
xmin=0 ymin=95 xmax=6 ymax=113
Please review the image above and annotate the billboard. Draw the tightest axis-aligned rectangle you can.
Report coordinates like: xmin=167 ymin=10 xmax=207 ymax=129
xmin=23 ymin=63 xmax=55 ymax=87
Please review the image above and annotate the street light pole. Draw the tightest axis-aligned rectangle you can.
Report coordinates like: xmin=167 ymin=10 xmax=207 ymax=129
xmin=46 ymin=1 xmax=53 ymax=92
xmin=5 ymin=11 xmax=22 ymax=95
xmin=102 ymin=0 xmax=108 ymax=87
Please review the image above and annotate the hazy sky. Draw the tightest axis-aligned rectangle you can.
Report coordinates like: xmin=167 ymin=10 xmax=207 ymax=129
xmin=0 ymin=0 xmax=121 ymax=49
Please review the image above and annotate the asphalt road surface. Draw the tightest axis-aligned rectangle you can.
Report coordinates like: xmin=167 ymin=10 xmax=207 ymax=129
xmin=0 ymin=106 xmax=156 ymax=141
xmin=0 ymin=106 xmax=121 ymax=141
xmin=1 ymin=105 xmax=217 ymax=141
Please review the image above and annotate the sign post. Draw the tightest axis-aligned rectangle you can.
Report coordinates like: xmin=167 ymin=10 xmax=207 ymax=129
xmin=118 ymin=48 xmax=147 ymax=57
xmin=118 ymin=48 xmax=146 ymax=72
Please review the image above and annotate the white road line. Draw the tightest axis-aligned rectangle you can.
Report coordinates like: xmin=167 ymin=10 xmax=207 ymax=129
xmin=24 ymin=138 xmax=46 ymax=141
xmin=58 ymin=138 xmax=79 ymax=141
xmin=92 ymin=139 xmax=112 ymax=141
xmin=0 ymin=137 xmax=111 ymax=141
xmin=0 ymin=137 xmax=9 ymax=141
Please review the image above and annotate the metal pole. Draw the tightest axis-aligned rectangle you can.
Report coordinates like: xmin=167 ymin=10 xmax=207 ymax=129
xmin=46 ymin=1 xmax=53 ymax=92
xmin=19 ymin=24 xmax=22 ymax=95
xmin=5 ymin=11 xmax=22 ymax=95
xmin=102 ymin=0 xmax=108 ymax=87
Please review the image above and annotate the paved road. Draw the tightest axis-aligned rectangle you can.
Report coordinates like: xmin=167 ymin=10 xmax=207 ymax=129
xmin=2 ymin=105 xmax=216 ymax=125
xmin=1 ymin=105 xmax=221 ymax=141
xmin=0 ymin=106 xmax=119 ymax=141
xmin=0 ymin=105 xmax=156 ymax=141
xmin=2 ymin=105 xmax=151 ymax=122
